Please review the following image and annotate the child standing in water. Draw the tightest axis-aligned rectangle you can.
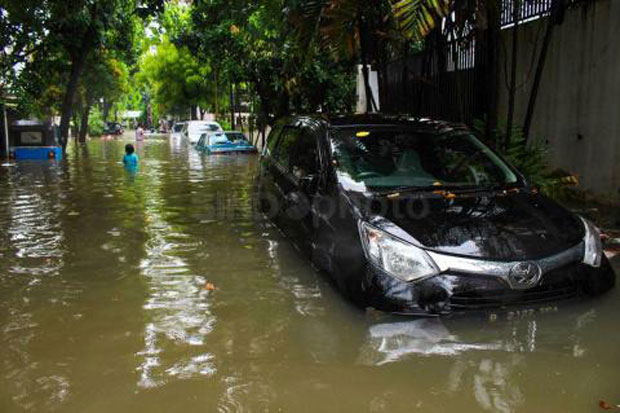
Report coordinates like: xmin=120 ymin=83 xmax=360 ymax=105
xmin=123 ymin=144 xmax=139 ymax=167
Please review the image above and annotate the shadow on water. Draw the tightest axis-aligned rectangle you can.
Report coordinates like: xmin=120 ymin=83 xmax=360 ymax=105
xmin=0 ymin=137 xmax=617 ymax=412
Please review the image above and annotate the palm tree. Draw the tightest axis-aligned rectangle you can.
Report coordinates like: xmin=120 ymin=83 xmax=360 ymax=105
xmin=290 ymin=0 xmax=453 ymax=113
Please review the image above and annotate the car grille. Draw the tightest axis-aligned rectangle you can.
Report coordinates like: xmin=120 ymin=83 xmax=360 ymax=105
xmin=447 ymin=267 xmax=583 ymax=310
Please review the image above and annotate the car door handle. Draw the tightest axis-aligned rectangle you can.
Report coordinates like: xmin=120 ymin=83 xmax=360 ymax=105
xmin=285 ymin=192 xmax=301 ymax=204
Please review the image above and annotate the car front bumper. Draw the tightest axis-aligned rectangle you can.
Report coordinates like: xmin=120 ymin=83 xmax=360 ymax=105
xmin=361 ymin=256 xmax=616 ymax=316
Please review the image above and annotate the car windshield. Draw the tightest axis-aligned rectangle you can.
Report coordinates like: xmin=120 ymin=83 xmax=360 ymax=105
xmin=209 ymin=133 xmax=229 ymax=145
xmin=225 ymin=133 xmax=247 ymax=142
xmin=173 ymin=124 xmax=184 ymax=132
xmin=330 ymin=127 xmax=518 ymax=192
xmin=189 ymin=123 xmax=219 ymax=133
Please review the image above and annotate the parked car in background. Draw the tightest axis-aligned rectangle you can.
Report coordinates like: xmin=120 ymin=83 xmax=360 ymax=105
xmin=184 ymin=120 xmax=223 ymax=144
xmin=257 ymin=114 xmax=616 ymax=315
xmin=196 ymin=131 xmax=258 ymax=154
xmin=170 ymin=122 xmax=185 ymax=140
xmin=103 ymin=122 xmax=124 ymax=135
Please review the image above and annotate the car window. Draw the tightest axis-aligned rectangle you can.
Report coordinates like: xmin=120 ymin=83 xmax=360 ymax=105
xmin=209 ymin=133 xmax=229 ymax=145
xmin=273 ymin=126 xmax=300 ymax=169
xmin=331 ymin=127 xmax=518 ymax=191
xmin=266 ymin=122 xmax=284 ymax=156
xmin=226 ymin=133 xmax=247 ymax=142
xmin=290 ymin=128 xmax=319 ymax=180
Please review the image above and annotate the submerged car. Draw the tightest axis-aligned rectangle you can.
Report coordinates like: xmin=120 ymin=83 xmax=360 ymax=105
xmin=184 ymin=120 xmax=223 ymax=144
xmin=196 ymin=131 xmax=258 ymax=154
xmin=103 ymin=122 xmax=124 ymax=135
xmin=170 ymin=122 xmax=185 ymax=140
xmin=257 ymin=114 xmax=615 ymax=315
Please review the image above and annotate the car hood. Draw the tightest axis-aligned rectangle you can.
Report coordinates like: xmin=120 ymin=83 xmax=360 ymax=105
xmin=352 ymin=191 xmax=584 ymax=261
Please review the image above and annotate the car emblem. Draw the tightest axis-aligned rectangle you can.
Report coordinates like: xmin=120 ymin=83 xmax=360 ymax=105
xmin=508 ymin=261 xmax=542 ymax=289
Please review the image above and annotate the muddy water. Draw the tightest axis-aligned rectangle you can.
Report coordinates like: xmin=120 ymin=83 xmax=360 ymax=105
xmin=0 ymin=136 xmax=618 ymax=412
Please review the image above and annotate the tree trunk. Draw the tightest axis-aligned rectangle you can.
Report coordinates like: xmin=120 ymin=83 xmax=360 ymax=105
xmin=506 ymin=0 xmax=520 ymax=150
xmin=79 ymin=104 xmax=90 ymax=143
xmin=229 ymin=81 xmax=235 ymax=129
xmin=59 ymin=30 xmax=93 ymax=153
xmin=523 ymin=0 xmax=565 ymax=142
xmin=72 ymin=99 xmax=81 ymax=140
xmin=214 ymin=68 xmax=219 ymax=118
xmin=484 ymin=0 xmax=501 ymax=147
xmin=102 ymin=99 xmax=110 ymax=123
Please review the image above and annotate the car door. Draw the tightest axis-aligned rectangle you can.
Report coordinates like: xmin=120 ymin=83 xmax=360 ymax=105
xmin=257 ymin=120 xmax=290 ymax=221
xmin=269 ymin=122 xmax=300 ymax=236
xmin=282 ymin=123 xmax=324 ymax=249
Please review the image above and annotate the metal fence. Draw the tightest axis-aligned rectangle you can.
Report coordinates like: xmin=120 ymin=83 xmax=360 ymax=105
xmin=501 ymin=0 xmax=554 ymax=26
xmin=381 ymin=0 xmax=578 ymax=124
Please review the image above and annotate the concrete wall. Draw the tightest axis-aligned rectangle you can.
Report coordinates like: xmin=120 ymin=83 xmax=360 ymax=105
xmin=497 ymin=0 xmax=620 ymax=201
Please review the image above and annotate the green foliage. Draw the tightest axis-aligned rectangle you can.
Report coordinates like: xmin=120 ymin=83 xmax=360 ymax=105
xmin=216 ymin=118 xmax=232 ymax=131
xmin=137 ymin=38 xmax=212 ymax=117
xmin=392 ymin=0 xmax=452 ymax=40
xmin=472 ymin=118 xmax=575 ymax=199
xmin=88 ymin=106 xmax=105 ymax=136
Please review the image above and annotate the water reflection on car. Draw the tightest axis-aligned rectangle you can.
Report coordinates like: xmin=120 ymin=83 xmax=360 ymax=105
xmin=257 ymin=114 xmax=616 ymax=315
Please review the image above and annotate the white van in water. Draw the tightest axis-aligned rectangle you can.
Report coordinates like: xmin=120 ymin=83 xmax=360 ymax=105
xmin=170 ymin=122 xmax=186 ymax=140
xmin=184 ymin=121 xmax=223 ymax=144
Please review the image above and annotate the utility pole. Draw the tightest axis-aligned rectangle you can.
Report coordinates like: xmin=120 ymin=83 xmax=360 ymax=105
xmin=3 ymin=104 xmax=9 ymax=162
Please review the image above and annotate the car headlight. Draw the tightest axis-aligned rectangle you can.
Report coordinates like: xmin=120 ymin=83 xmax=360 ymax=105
xmin=358 ymin=221 xmax=439 ymax=282
xmin=580 ymin=217 xmax=602 ymax=267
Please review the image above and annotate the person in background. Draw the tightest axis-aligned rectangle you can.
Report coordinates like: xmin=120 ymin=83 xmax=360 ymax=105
xmin=123 ymin=144 xmax=139 ymax=167
xmin=135 ymin=124 xmax=144 ymax=141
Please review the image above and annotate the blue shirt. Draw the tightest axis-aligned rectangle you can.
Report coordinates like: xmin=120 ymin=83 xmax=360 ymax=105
xmin=123 ymin=153 xmax=139 ymax=166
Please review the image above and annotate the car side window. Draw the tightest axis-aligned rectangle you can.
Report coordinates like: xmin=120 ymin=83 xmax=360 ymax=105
xmin=265 ymin=122 xmax=284 ymax=156
xmin=273 ymin=126 xmax=300 ymax=170
xmin=290 ymin=128 xmax=320 ymax=180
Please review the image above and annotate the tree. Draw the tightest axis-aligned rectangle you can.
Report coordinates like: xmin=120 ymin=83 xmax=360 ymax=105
xmin=523 ymin=0 xmax=566 ymax=142
xmin=75 ymin=53 xmax=130 ymax=141
xmin=137 ymin=39 xmax=212 ymax=119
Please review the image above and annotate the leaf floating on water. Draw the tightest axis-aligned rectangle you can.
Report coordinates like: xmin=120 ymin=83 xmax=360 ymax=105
xmin=67 ymin=211 xmax=80 ymax=216
xmin=205 ymin=282 xmax=216 ymax=291
xmin=244 ymin=245 xmax=253 ymax=249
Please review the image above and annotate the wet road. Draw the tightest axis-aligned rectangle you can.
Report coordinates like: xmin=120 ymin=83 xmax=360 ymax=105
xmin=0 ymin=136 xmax=618 ymax=412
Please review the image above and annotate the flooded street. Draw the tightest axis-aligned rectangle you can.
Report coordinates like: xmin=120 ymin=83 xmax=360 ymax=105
xmin=0 ymin=136 xmax=618 ymax=412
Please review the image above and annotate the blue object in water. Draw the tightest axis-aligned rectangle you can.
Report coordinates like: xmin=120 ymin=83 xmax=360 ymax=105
xmin=13 ymin=146 xmax=62 ymax=161
xmin=206 ymin=141 xmax=258 ymax=154
xmin=123 ymin=153 xmax=139 ymax=166
xmin=196 ymin=132 xmax=258 ymax=155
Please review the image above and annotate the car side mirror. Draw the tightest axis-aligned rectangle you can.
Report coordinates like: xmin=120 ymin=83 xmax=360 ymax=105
xmin=299 ymin=174 xmax=319 ymax=195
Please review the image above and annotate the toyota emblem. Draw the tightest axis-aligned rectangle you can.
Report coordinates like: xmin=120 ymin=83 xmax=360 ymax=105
xmin=509 ymin=261 xmax=542 ymax=289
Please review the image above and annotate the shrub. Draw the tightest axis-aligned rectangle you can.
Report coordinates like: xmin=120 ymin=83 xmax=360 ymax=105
xmin=472 ymin=119 xmax=575 ymax=199
xmin=216 ymin=118 xmax=231 ymax=130
xmin=88 ymin=106 xmax=105 ymax=136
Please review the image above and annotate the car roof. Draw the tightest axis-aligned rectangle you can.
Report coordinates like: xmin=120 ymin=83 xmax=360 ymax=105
xmin=188 ymin=120 xmax=219 ymax=125
xmin=296 ymin=114 xmax=468 ymax=134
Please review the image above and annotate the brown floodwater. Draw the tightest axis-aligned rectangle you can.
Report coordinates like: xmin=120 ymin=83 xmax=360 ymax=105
xmin=0 ymin=136 xmax=618 ymax=412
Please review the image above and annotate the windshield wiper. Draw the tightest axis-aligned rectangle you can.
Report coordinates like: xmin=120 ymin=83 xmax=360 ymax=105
xmin=375 ymin=184 xmax=519 ymax=197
